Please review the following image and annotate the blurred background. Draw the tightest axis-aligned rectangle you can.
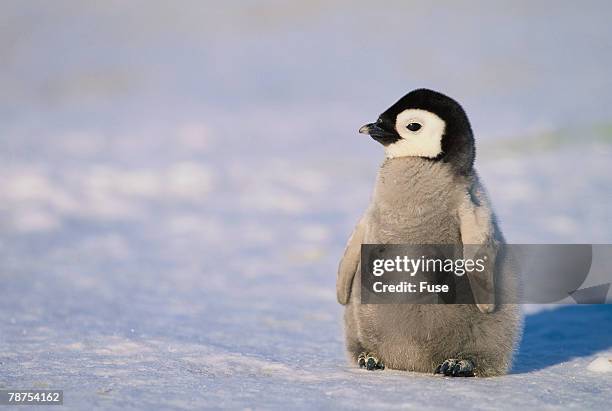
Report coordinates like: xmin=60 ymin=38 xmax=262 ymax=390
xmin=1 ymin=1 xmax=611 ymax=409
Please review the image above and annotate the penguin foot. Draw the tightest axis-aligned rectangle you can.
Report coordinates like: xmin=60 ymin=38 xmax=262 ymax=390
xmin=434 ymin=359 xmax=475 ymax=377
xmin=357 ymin=352 xmax=385 ymax=370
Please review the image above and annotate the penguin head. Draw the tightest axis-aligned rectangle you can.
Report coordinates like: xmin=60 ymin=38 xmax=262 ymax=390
xmin=359 ymin=89 xmax=475 ymax=174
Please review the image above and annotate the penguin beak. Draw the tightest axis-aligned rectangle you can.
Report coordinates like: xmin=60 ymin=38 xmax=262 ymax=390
xmin=358 ymin=123 xmax=399 ymax=145
xmin=359 ymin=123 xmax=376 ymax=135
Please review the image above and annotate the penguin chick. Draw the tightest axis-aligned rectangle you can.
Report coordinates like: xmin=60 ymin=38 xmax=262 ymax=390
xmin=337 ymin=89 xmax=522 ymax=377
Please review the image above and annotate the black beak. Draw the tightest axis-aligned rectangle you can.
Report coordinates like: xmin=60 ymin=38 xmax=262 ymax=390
xmin=358 ymin=123 xmax=377 ymax=135
xmin=358 ymin=122 xmax=399 ymax=145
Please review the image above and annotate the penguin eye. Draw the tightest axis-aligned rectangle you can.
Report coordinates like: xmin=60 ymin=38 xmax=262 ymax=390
xmin=406 ymin=123 xmax=422 ymax=132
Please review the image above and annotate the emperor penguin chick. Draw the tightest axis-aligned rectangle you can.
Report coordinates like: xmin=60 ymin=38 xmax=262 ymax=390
xmin=337 ymin=89 xmax=522 ymax=377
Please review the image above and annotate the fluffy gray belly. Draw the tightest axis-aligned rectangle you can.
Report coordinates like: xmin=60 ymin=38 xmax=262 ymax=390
xmin=354 ymin=204 xmax=479 ymax=369
xmin=365 ymin=205 xmax=461 ymax=244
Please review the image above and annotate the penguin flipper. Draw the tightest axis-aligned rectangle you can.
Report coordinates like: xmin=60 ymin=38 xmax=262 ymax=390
xmin=459 ymin=177 xmax=498 ymax=313
xmin=337 ymin=215 xmax=367 ymax=305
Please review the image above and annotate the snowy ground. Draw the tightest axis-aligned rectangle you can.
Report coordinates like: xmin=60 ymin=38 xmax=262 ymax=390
xmin=1 ymin=1 xmax=611 ymax=410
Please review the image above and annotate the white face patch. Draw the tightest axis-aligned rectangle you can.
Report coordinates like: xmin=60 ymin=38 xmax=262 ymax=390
xmin=384 ymin=109 xmax=446 ymax=159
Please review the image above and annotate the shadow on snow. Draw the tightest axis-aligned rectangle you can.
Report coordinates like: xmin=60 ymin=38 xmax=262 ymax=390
xmin=513 ymin=305 xmax=612 ymax=373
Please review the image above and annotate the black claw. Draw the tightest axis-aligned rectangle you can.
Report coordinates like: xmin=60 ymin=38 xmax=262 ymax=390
xmin=366 ymin=357 xmax=377 ymax=370
xmin=358 ymin=353 xmax=367 ymax=368
xmin=435 ymin=359 xmax=475 ymax=377
xmin=358 ymin=352 xmax=384 ymax=371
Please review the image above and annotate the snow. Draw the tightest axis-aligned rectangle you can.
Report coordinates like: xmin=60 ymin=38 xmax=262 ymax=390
xmin=1 ymin=1 xmax=612 ymax=410
xmin=587 ymin=357 xmax=612 ymax=374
